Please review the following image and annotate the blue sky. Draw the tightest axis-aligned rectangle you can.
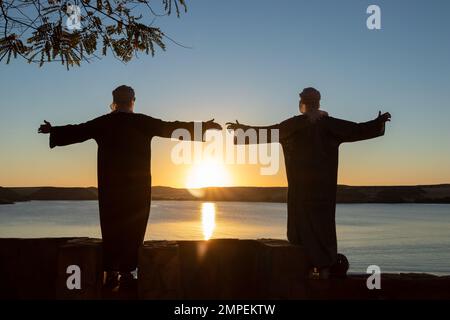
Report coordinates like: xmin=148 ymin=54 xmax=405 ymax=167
xmin=1 ymin=0 xmax=450 ymax=187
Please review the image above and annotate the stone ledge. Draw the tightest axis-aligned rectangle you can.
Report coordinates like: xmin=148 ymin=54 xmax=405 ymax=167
xmin=138 ymin=239 xmax=308 ymax=299
xmin=1 ymin=238 xmax=450 ymax=300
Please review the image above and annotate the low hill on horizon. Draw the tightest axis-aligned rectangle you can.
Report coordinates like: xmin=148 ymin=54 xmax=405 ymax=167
xmin=0 ymin=187 xmax=23 ymax=204
xmin=1 ymin=184 xmax=450 ymax=204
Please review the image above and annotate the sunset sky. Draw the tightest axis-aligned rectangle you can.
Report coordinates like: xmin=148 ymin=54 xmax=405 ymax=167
xmin=1 ymin=0 xmax=450 ymax=188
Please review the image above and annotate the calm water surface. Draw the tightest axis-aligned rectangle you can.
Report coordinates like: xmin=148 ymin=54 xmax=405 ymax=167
xmin=1 ymin=201 xmax=449 ymax=274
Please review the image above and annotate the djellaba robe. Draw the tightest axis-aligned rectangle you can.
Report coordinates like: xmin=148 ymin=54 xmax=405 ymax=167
xmin=49 ymin=111 xmax=204 ymax=272
xmin=236 ymin=115 xmax=386 ymax=268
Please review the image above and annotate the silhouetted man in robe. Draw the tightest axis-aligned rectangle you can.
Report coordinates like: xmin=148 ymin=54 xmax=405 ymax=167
xmin=39 ymin=85 xmax=221 ymax=287
xmin=227 ymin=87 xmax=391 ymax=278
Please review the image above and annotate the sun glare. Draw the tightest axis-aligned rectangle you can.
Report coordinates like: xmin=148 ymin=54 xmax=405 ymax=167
xmin=186 ymin=159 xmax=231 ymax=189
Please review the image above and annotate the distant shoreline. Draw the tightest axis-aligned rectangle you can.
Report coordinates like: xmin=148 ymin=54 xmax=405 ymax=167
xmin=6 ymin=198 xmax=450 ymax=205
xmin=1 ymin=184 xmax=450 ymax=204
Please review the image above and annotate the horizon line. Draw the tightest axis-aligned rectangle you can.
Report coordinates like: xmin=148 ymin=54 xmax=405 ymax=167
xmin=3 ymin=183 xmax=450 ymax=189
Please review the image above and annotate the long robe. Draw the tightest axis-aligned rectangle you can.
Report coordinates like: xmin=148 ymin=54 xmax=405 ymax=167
xmin=236 ymin=115 xmax=385 ymax=267
xmin=49 ymin=111 xmax=203 ymax=272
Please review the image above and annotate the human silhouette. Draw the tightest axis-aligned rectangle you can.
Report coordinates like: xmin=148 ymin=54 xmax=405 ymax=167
xmin=39 ymin=85 xmax=221 ymax=288
xmin=227 ymin=87 xmax=391 ymax=279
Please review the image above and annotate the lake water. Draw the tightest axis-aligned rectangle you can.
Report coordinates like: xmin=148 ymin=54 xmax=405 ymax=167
xmin=1 ymin=201 xmax=449 ymax=275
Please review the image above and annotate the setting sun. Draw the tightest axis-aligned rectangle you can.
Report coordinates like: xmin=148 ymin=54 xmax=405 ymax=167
xmin=186 ymin=159 xmax=232 ymax=189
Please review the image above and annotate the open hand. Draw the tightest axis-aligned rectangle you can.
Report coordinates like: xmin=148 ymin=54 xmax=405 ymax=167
xmin=38 ymin=120 xmax=52 ymax=134
xmin=377 ymin=111 xmax=391 ymax=123
xmin=226 ymin=120 xmax=248 ymax=131
xmin=204 ymin=119 xmax=222 ymax=131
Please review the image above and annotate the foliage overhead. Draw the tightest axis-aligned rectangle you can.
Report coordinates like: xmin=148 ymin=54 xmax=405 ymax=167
xmin=0 ymin=0 xmax=187 ymax=69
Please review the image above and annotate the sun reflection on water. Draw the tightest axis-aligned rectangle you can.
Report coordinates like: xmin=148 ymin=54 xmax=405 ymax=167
xmin=201 ymin=202 xmax=216 ymax=240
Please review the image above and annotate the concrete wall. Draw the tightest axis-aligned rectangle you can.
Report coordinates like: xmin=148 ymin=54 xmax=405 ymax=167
xmin=1 ymin=238 xmax=449 ymax=299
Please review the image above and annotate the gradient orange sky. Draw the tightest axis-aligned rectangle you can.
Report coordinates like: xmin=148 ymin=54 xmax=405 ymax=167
xmin=1 ymin=1 xmax=450 ymax=188
xmin=1 ymin=128 xmax=450 ymax=188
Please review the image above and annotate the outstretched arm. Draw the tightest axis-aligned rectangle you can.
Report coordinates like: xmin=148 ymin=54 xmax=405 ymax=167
xmin=145 ymin=117 xmax=222 ymax=141
xmin=226 ymin=110 xmax=328 ymax=144
xmin=38 ymin=119 xmax=97 ymax=148
xmin=328 ymin=111 xmax=391 ymax=143
xmin=226 ymin=121 xmax=279 ymax=131
xmin=226 ymin=121 xmax=280 ymax=144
